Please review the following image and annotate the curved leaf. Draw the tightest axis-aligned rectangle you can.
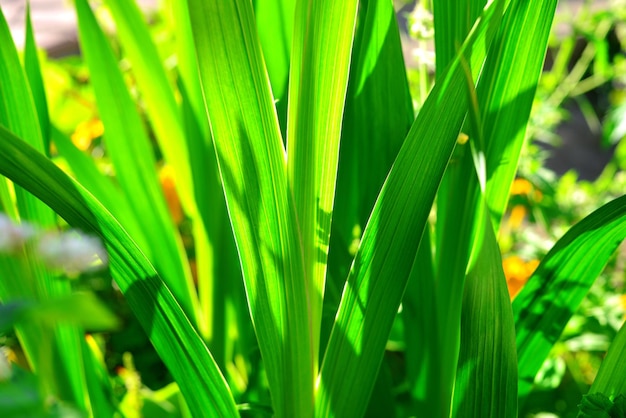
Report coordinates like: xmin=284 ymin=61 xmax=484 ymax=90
xmin=588 ymin=320 xmax=626 ymax=399
xmin=0 ymin=126 xmax=238 ymax=417
xmin=73 ymin=0 xmax=198 ymax=326
xmin=514 ymin=194 xmax=626 ymax=405
xmin=315 ymin=2 xmax=504 ymax=416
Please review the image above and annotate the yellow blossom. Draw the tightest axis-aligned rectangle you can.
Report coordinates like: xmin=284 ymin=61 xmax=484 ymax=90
xmin=71 ymin=119 xmax=104 ymax=151
xmin=508 ymin=205 xmax=527 ymax=229
xmin=510 ymin=178 xmax=533 ymax=196
xmin=503 ymin=256 xmax=539 ymax=299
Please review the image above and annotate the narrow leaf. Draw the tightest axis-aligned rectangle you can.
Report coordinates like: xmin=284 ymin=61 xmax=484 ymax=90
xmin=103 ymin=0 xmax=195 ymax=216
xmin=0 ymin=126 xmax=238 ymax=417
xmin=316 ymin=3 xmax=504 ymax=416
xmin=587 ymin=321 xmax=626 ymax=399
xmin=453 ymin=214 xmax=517 ymax=417
xmin=514 ymin=194 xmax=626 ymax=405
xmin=74 ymin=0 xmax=198 ymax=325
xmin=188 ymin=1 xmax=313 ymax=416
xmin=23 ymin=4 xmax=50 ymax=155
xmin=287 ymin=0 xmax=359 ymax=373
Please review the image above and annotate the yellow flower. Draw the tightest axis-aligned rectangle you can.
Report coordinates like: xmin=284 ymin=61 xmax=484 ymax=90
xmin=159 ymin=164 xmax=184 ymax=224
xmin=510 ymin=178 xmax=533 ymax=196
xmin=508 ymin=205 xmax=527 ymax=229
xmin=503 ymin=256 xmax=539 ymax=299
xmin=71 ymin=119 xmax=104 ymax=151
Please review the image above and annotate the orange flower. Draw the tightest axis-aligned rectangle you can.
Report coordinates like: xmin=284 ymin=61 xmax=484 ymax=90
xmin=508 ymin=205 xmax=527 ymax=229
xmin=159 ymin=164 xmax=184 ymax=224
xmin=503 ymin=256 xmax=539 ymax=299
xmin=510 ymin=178 xmax=533 ymax=196
xmin=71 ymin=118 xmax=104 ymax=151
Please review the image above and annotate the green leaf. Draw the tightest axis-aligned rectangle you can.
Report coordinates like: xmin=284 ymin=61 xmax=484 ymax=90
xmin=0 ymin=126 xmax=238 ymax=417
xmin=316 ymin=2 xmax=505 ymax=416
xmin=0 ymin=293 xmax=119 ymax=332
xmin=26 ymin=292 xmax=120 ymax=331
xmin=588 ymin=321 xmax=626 ymax=400
xmin=577 ymin=393 xmax=613 ymax=418
xmin=188 ymin=1 xmax=316 ymax=416
xmin=514 ymin=195 xmax=626 ymax=405
xmin=287 ymin=0 xmax=359 ymax=372
xmin=166 ymin=0 xmax=238 ymax=348
xmin=73 ymin=0 xmax=199 ymax=326
xmin=453 ymin=215 xmax=517 ymax=418
xmin=0 ymin=4 xmax=50 ymax=223
xmin=0 ymin=6 xmax=93 ymax=411
xmin=326 ymin=0 xmax=416 ymax=409
xmin=481 ymin=0 xmax=558 ymax=226
xmin=23 ymin=4 xmax=50 ymax=155
xmin=433 ymin=0 xmax=487 ymax=78
xmin=433 ymin=0 xmax=556 ymax=413
xmin=103 ymin=0 xmax=194 ymax=216
xmin=328 ymin=0 xmax=414 ymax=335
xmin=254 ymin=0 xmax=295 ymax=133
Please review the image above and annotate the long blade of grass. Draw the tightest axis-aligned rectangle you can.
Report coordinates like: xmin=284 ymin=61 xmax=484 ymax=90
xmin=73 ymin=0 xmax=198 ymax=326
xmin=254 ymin=0 xmax=295 ymax=133
xmin=0 ymin=6 xmax=92 ymax=411
xmin=453 ymin=214 xmax=517 ymax=417
xmin=432 ymin=0 xmax=487 ymax=78
xmin=315 ymin=3 xmax=504 ymax=416
xmin=51 ymin=126 xmax=148 ymax=254
xmin=328 ymin=0 xmax=414 ymax=320
xmin=168 ymin=1 xmax=252 ymax=382
xmin=513 ymin=194 xmax=626 ymax=405
xmin=287 ymin=0 xmax=359 ymax=373
xmin=587 ymin=320 xmax=626 ymax=398
xmin=23 ymin=4 xmax=50 ymax=155
xmin=166 ymin=0 xmax=237 ymax=351
xmin=481 ymin=0 xmax=558 ymax=226
xmin=0 ymin=126 xmax=238 ymax=417
xmin=102 ymin=0 xmax=194 ymax=216
xmin=325 ymin=0 xmax=416 ymax=409
xmin=434 ymin=0 xmax=556 ymax=414
xmin=188 ymin=1 xmax=313 ymax=416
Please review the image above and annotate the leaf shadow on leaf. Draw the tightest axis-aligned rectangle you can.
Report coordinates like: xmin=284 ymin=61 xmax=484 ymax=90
xmin=513 ymin=194 xmax=626 ymax=398
xmin=210 ymin=121 xmax=318 ymax=413
xmin=515 ymin=275 xmax=600 ymax=394
xmin=320 ymin=4 xmax=414 ymax=414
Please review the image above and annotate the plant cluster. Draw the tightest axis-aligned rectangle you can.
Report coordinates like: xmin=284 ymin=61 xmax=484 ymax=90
xmin=0 ymin=0 xmax=625 ymax=417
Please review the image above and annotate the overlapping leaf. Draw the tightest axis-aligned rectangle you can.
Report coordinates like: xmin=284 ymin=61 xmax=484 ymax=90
xmin=74 ymin=0 xmax=198 ymax=326
xmin=514 ymin=194 xmax=626 ymax=405
xmin=188 ymin=1 xmax=313 ymax=416
xmin=0 ymin=126 xmax=238 ymax=417
xmin=316 ymin=2 xmax=505 ymax=416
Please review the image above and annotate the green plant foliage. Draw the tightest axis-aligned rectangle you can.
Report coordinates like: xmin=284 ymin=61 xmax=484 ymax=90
xmin=1 ymin=0 xmax=624 ymax=417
